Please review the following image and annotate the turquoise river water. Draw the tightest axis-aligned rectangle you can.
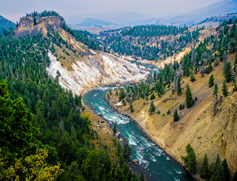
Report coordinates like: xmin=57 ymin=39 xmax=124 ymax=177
xmin=82 ymin=63 xmax=194 ymax=181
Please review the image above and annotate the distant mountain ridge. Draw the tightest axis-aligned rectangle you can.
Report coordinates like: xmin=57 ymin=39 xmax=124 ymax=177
xmin=66 ymin=0 xmax=237 ymax=29
xmin=0 ymin=15 xmax=15 ymax=34
xmin=156 ymin=0 xmax=237 ymax=26
xmin=78 ymin=18 xmax=116 ymax=27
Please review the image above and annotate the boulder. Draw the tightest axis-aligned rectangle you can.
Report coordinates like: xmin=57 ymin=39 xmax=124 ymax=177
xmin=132 ymin=159 xmax=139 ymax=165
xmin=115 ymin=132 xmax=120 ymax=137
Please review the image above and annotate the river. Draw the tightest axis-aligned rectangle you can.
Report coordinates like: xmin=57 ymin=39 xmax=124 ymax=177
xmin=82 ymin=63 xmax=194 ymax=181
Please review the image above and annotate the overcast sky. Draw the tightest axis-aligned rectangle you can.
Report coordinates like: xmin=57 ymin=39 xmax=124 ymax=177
xmin=1 ymin=0 xmax=225 ymax=22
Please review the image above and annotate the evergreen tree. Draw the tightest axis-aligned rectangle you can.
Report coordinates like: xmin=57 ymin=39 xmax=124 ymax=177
xmin=209 ymin=74 xmax=214 ymax=87
xmin=222 ymin=159 xmax=230 ymax=181
xmin=33 ymin=17 xmax=37 ymax=25
xmin=0 ymin=80 xmax=40 ymax=165
xmin=113 ymin=121 xmax=117 ymax=136
xmin=232 ymin=171 xmax=237 ymax=181
xmin=187 ymin=149 xmax=197 ymax=174
xmin=140 ymin=173 xmax=145 ymax=181
xmin=181 ymin=144 xmax=197 ymax=174
xmin=186 ymin=84 xmax=194 ymax=108
xmin=123 ymin=142 xmax=132 ymax=162
xmin=130 ymin=103 xmax=134 ymax=113
xmin=234 ymin=52 xmax=237 ymax=73
xmin=222 ymin=80 xmax=229 ymax=97
xmin=210 ymin=154 xmax=224 ymax=181
xmin=177 ymin=77 xmax=182 ymax=95
xmin=225 ymin=62 xmax=233 ymax=83
xmin=173 ymin=110 xmax=179 ymax=122
xmin=150 ymin=93 xmax=155 ymax=100
xmin=122 ymin=99 xmax=126 ymax=106
xmin=190 ymin=73 xmax=196 ymax=82
xmin=213 ymin=84 xmax=218 ymax=97
xmin=233 ymin=78 xmax=237 ymax=92
xmin=149 ymin=101 xmax=155 ymax=114
xmin=200 ymin=153 xmax=210 ymax=179
xmin=119 ymin=88 xmax=126 ymax=101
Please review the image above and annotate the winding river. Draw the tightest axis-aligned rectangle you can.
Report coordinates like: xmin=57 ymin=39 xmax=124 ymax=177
xmin=82 ymin=63 xmax=194 ymax=181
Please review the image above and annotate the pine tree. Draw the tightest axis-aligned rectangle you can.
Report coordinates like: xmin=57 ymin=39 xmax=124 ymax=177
xmin=188 ymin=149 xmax=197 ymax=174
xmin=213 ymin=84 xmax=218 ymax=97
xmin=130 ymin=103 xmax=134 ymax=113
xmin=181 ymin=144 xmax=197 ymax=174
xmin=150 ymin=93 xmax=155 ymax=100
xmin=200 ymin=153 xmax=210 ymax=179
xmin=190 ymin=73 xmax=196 ymax=82
xmin=222 ymin=159 xmax=230 ymax=181
xmin=233 ymin=78 xmax=237 ymax=92
xmin=140 ymin=173 xmax=145 ymax=181
xmin=234 ymin=52 xmax=237 ymax=73
xmin=33 ymin=17 xmax=37 ymax=25
xmin=186 ymin=84 xmax=194 ymax=108
xmin=232 ymin=171 xmax=237 ymax=181
xmin=210 ymin=154 xmax=224 ymax=181
xmin=122 ymin=99 xmax=126 ymax=106
xmin=113 ymin=121 xmax=117 ymax=136
xmin=222 ymin=80 xmax=229 ymax=97
xmin=119 ymin=88 xmax=126 ymax=101
xmin=149 ymin=101 xmax=155 ymax=114
xmin=123 ymin=142 xmax=132 ymax=161
xmin=0 ymin=80 xmax=40 ymax=165
xmin=177 ymin=77 xmax=182 ymax=95
xmin=209 ymin=74 xmax=214 ymax=87
xmin=225 ymin=62 xmax=233 ymax=83
xmin=173 ymin=110 xmax=179 ymax=122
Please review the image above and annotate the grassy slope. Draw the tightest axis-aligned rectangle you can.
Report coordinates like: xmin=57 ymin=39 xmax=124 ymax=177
xmin=108 ymin=52 xmax=237 ymax=175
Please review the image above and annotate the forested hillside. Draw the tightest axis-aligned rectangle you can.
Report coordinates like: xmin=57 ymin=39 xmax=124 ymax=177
xmin=0 ymin=15 xmax=15 ymax=35
xmin=0 ymin=11 xmax=139 ymax=180
xmin=107 ymin=18 xmax=237 ymax=180
xmin=100 ymin=25 xmax=202 ymax=60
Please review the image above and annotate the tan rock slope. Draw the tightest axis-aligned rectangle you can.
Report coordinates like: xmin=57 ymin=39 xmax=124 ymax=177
xmin=108 ymin=54 xmax=237 ymax=174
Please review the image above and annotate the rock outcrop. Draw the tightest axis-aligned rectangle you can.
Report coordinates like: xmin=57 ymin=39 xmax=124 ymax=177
xmin=14 ymin=16 xmax=65 ymax=38
xmin=211 ymin=95 xmax=223 ymax=116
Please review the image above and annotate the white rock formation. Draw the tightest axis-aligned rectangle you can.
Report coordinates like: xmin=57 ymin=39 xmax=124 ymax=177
xmin=46 ymin=51 xmax=150 ymax=95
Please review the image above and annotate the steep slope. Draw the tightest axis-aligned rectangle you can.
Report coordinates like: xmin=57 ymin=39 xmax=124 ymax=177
xmin=108 ymin=55 xmax=237 ymax=174
xmin=14 ymin=14 xmax=150 ymax=95
xmin=0 ymin=15 xmax=15 ymax=34
xmin=46 ymin=50 xmax=149 ymax=95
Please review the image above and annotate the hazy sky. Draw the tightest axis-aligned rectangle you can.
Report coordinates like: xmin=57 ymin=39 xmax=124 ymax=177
xmin=1 ymin=0 xmax=225 ymax=22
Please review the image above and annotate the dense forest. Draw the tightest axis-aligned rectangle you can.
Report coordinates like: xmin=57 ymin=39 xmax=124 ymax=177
xmin=0 ymin=13 xmax=139 ymax=180
xmin=0 ymin=15 xmax=15 ymax=35
xmin=111 ymin=18 xmax=237 ymax=107
xmin=100 ymin=25 xmax=202 ymax=60
xmin=109 ymin=19 xmax=237 ymax=180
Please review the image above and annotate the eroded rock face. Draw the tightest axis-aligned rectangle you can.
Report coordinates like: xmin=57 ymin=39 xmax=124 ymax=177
xmin=222 ymin=93 xmax=237 ymax=172
xmin=211 ymin=95 xmax=223 ymax=116
xmin=14 ymin=16 xmax=65 ymax=37
xmin=46 ymin=51 xmax=150 ymax=95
